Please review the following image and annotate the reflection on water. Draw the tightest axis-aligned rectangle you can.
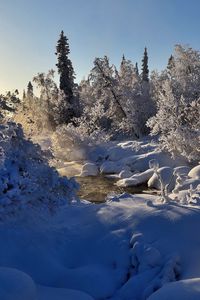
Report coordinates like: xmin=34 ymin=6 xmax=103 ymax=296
xmin=57 ymin=162 xmax=156 ymax=203
xmin=76 ymin=176 xmax=148 ymax=203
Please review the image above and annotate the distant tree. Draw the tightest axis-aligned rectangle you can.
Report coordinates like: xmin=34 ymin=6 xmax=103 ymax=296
xmin=121 ymin=54 xmax=126 ymax=67
xmin=15 ymin=89 xmax=19 ymax=96
xmin=141 ymin=47 xmax=149 ymax=82
xmin=167 ymin=55 xmax=175 ymax=77
xmin=0 ymin=90 xmax=21 ymax=121
xmin=27 ymin=81 xmax=33 ymax=98
xmin=117 ymin=56 xmax=154 ymax=137
xmin=93 ymin=56 xmax=127 ymax=120
xmin=76 ymin=54 xmax=155 ymax=140
xmin=135 ymin=62 xmax=139 ymax=76
xmin=23 ymin=90 xmax=26 ymax=100
xmin=33 ymin=70 xmax=59 ymax=125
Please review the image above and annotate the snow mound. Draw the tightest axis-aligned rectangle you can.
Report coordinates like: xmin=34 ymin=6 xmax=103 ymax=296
xmin=100 ymin=161 xmax=123 ymax=174
xmin=116 ymin=169 xmax=153 ymax=187
xmin=188 ymin=165 xmax=200 ymax=179
xmin=114 ymin=230 xmax=181 ymax=300
xmin=119 ymin=169 xmax=133 ymax=179
xmin=1 ymin=196 xmax=200 ymax=299
xmin=106 ymin=145 xmax=133 ymax=161
xmin=173 ymin=166 xmax=191 ymax=176
xmin=0 ymin=267 xmax=37 ymax=300
xmin=148 ymin=167 xmax=174 ymax=191
xmin=173 ymin=178 xmax=200 ymax=194
xmin=79 ymin=162 xmax=99 ymax=177
xmin=0 ymin=122 xmax=79 ymax=216
xmin=148 ymin=278 xmax=200 ymax=300
xmin=37 ymin=285 xmax=94 ymax=300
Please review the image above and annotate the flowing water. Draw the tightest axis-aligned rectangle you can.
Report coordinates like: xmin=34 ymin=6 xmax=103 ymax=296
xmin=76 ymin=176 xmax=149 ymax=203
xmin=57 ymin=161 xmax=156 ymax=203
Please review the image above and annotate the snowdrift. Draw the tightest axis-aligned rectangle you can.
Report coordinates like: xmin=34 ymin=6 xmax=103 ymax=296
xmin=0 ymin=122 xmax=79 ymax=216
xmin=0 ymin=195 xmax=200 ymax=299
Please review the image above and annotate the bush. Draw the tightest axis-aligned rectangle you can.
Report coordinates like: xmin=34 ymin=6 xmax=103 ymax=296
xmin=0 ymin=122 xmax=79 ymax=216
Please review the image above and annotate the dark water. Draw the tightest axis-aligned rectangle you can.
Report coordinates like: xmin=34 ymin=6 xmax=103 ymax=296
xmin=57 ymin=162 xmax=157 ymax=203
xmin=76 ymin=175 xmax=152 ymax=203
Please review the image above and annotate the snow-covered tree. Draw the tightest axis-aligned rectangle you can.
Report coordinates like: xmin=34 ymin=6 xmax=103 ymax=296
xmin=22 ymin=90 xmax=26 ymax=100
xmin=0 ymin=122 xmax=79 ymax=216
xmin=116 ymin=55 xmax=154 ymax=137
xmin=0 ymin=90 xmax=21 ymax=121
xmin=148 ymin=45 xmax=200 ymax=162
xmin=74 ymin=53 xmax=155 ymax=141
xmin=135 ymin=62 xmax=139 ymax=76
xmin=27 ymin=81 xmax=34 ymax=98
xmin=33 ymin=70 xmax=59 ymax=126
xmin=117 ymin=56 xmax=141 ymax=136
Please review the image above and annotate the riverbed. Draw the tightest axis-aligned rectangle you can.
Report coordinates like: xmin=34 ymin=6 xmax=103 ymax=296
xmin=57 ymin=161 xmax=157 ymax=203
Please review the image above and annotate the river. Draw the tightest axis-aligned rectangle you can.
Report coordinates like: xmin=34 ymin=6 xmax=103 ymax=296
xmin=57 ymin=161 xmax=156 ymax=203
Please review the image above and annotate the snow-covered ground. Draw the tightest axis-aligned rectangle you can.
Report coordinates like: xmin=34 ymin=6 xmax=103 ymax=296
xmin=1 ymin=195 xmax=200 ymax=299
xmin=1 ymin=127 xmax=200 ymax=299
xmin=77 ymin=138 xmax=200 ymax=204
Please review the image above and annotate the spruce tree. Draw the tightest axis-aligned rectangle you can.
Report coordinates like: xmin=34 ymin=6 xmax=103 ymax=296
xmin=55 ymin=30 xmax=75 ymax=104
xmin=121 ymin=54 xmax=126 ymax=66
xmin=135 ymin=62 xmax=139 ymax=76
xmin=167 ymin=55 xmax=175 ymax=76
xmin=27 ymin=81 xmax=33 ymax=98
xmin=22 ymin=90 xmax=26 ymax=100
xmin=141 ymin=47 xmax=149 ymax=81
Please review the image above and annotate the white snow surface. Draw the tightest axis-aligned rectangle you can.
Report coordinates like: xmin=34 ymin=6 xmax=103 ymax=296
xmin=1 ymin=196 xmax=200 ymax=299
xmin=1 ymin=132 xmax=200 ymax=299
xmin=148 ymin=278 xmax=200 ymax=300
xmin=79 ymin=162 xmax=99 ymax=177
xmin=148 ymin=167 xmax=174 ymax=190
xmin=116 ymin=169 xmax=154 ymax=187
xmin=188 ymin=165 xmax=200 ymax=179
xmin=83 ymin=139 xmax=187 ymax=178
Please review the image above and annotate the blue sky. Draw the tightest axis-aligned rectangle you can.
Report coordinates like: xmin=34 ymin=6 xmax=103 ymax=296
xmin=0 ymin=0 xmax=200 ymax=94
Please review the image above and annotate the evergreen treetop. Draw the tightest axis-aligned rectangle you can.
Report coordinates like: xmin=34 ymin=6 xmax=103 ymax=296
xmin=27 ymin=81 xmax=33 ymax=98
xmin=141 ymin=47 xmax=149 ymax=82
xmin=135 ymin=62 xmax=139 ymax=76
xmin=55 ymin=30 xmax=75 ymax=104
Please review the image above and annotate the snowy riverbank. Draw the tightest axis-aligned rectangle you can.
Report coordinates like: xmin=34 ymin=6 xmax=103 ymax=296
xmin=0 ymin=125 xmax=200 ymax=299
xmin=1 ymin=195 xmax=200 ymax=299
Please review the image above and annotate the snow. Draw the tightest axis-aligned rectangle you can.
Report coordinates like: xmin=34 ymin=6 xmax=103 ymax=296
xmin=119 ymin=169 xmax=133 ymax=179
xmin=148 ymin=167 xmax=174 ymax=190
xmin=188 ymin=165 xmax=200 ymax=179
xmin=0 ymin=128 xmax=200 ymax=299
xmin=85 ymin=139 xmax=187 ymax=183
xmin=37 ymin=286 xmax=94 ymax=300
xmin=173 ymin=166 xmax=191 ymax=176
xmin=0 ymin=267 xmax=37 ymax=300
xmin=148 ymin=278 xmax=200 ymax=300
xmin=0 ymin=195 xmax=200 ymax=299
xmin=0 ymin=123 xmax=79 ymax=215
xmin=100 ymin=161 xmax=123 ymax=174
xmin=79 ymin=162 xmax=99 ymax=176
xmin=116 ymin=169 xmax=153 ymax=187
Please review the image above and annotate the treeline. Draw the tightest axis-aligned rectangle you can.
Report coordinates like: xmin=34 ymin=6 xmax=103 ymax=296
xmin=1 ymin=31 xmax=200 ymax=162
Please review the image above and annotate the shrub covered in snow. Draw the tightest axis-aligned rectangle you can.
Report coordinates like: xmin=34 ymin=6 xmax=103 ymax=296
xmin=0 ymin=122 xmax=79 ymax=215
xmin=148 ymin=45 xmax=200 ymax=162
xmin=0 ymin=91 xmax=21 ymax=121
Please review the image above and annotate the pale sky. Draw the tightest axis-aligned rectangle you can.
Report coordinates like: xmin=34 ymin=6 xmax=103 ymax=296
xmin=0 ymin=0 xmax=200 ymax=95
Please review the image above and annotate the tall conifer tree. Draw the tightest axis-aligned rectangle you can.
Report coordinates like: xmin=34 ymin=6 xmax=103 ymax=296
xmin=135 ymin=62 xmax=139 ymax=76
xmin=55 ymin=30 xmax=75 ymax=104
xmin=27 ymin=81 xmax=33 ymax=98
xmin=141 ymin=47 xmax=149 ymax=82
